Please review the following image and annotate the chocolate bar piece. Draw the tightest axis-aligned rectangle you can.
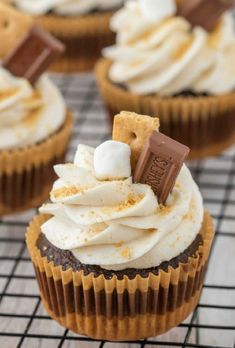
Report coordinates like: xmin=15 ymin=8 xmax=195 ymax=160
xmin=178 ymin=0 xmax=235 ymax=31
xmin=134 ymin=132 xmax=190 ymax=204
xmin=3 ymin=26 xmax=65 ymax=85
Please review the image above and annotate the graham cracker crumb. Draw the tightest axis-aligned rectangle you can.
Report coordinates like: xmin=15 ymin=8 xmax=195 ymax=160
xmin=183 ymin=211 xmax=194 ymax=221
xmin=0 ymin=87 xmax=19 ymax=101
xmin=121 ymin=246 xmax=131 ymax=260
xmin=22 ymin=108 xmax=42 ymax=129
xmin=52 ymin=186 xmax=85 ymax=199
xmin=158 ymin=204 xmax=173 ymax=215
xmin=175 ymin=183 xmax=181 ymax=189
xmin=172 ymin=37 xmax=193 ymax=61
xmin=115 ymin=194 xmax=143 ymax=211
xmin=115 ymin=241 xmax=124 ymax=248
xmin=23 ymin=91 xmax=42 ymax=108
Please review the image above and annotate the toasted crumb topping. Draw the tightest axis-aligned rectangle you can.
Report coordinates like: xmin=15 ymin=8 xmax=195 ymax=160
xmin=115 ymin=241 xmax=124 ymax=248
xmin=183 ymin=211 xmax=194 ymax=221
xmin=121 ymin=246 xmax=131 ymax=260
xmin=87 ymin=223 xmax=107 ymax=237
xmin=52 ymin=186 xmax=85 ymax=199
xmin=172 ymin=37 xmax=193 ymax=61
xmin=208 ymin=20 xmax=222 ymax=49
xmin=0 ymin=87 xmax=19 ymax=100
xmin=175 ymin=182 xmax=181 ymax=189
xmin=158 ymin=204 xmax=173 ymax=215
xmin=22 ymin=108 xmax=42 ymax=129
xmin=115 ymin=194 xmax=143 ymax=211
xmin=23 ymin=91 xmax=42 ymax=108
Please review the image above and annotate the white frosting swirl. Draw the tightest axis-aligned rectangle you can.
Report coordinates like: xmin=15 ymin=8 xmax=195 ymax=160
xmin=0 ymin=67 xmax=66 ymax=150
xmin=13 ymin=0 xmax=124 ymax=16
xmin=103 ymin=0 xmax=235 ymax=95
xmin=40 ymin=141 xmax=204 ymax=271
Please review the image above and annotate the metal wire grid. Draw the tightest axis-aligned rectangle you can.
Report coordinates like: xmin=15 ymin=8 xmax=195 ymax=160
xmin=0 ymin=73 xmax=234 ymax=348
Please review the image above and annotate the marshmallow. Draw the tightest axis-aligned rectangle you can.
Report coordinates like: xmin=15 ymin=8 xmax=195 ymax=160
xmin=139 ymin=0 xmax=176 ymax=22
xmin=94 ymin=140 xmax=131 ymax=180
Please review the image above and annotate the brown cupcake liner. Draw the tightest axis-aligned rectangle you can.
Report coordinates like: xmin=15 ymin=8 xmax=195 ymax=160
xmin=26 ymin=212 xmax=214 ymax=340
xmin=95 ymin=58 xmax=235 ymax=159
xmin=0 ymin=112 xmax=72 ymax=216
xmin=35 ymin=13 xmax=115 ymax=72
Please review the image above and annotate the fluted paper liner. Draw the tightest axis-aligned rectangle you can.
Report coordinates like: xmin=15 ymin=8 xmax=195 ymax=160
xmin=26 ymin=212 xmax=214 ymax=341
xmin=35 ymin=13 xmax=115 ymax=72
xmin=0 ymin=112 xmax=72 ymax=216
xmin=96 ymin=59 xmax=235 ymax=159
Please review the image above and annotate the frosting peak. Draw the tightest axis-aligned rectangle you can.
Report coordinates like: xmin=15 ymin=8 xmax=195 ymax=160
xmin=0 ymin=67 xmax=65 ymax=150
xmin=40 ymin=140 xmax=203 ymax=270
xmin=13 ymin=0 xmax=124 ymax=16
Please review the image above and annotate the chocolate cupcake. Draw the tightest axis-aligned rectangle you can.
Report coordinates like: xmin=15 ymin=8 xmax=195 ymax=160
xmin=26 ymin=111 xmax=214 ymax=340
xmin=96 ymin=0 xmax=235 ymax=159
xmin=11 ymin=0 xmax=125 ymax=72
xmin=0 ymin=27 xmax=72 ymax=215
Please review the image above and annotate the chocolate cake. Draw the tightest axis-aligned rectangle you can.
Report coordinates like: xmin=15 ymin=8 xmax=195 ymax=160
xmin=37 ymin=232 xmax=203 ymax=280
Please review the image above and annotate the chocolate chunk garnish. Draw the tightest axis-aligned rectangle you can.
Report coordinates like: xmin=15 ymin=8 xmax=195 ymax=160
xmin=3 ymin=26 xmax=65 ymax=85
xmin=178 ymin=0 xmax=235 ymax=31
xmin=134 ymin=132 xmax=190 ymax=204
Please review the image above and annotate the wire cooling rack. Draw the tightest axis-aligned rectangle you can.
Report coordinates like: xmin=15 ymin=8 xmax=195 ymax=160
xmin=0 ymin=73 xmax=234 ymax=348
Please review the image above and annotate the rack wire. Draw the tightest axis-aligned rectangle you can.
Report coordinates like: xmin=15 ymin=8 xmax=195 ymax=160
xmin=0 ymin=73 xmax=234 ymax=348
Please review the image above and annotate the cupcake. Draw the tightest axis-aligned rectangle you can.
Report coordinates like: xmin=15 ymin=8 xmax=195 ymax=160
xmin=11 ymin=0 xmax=125 ymax=72
xmin=26 ymin=111 xmax=214 ymax=341
xmin=96 ymin=0 xmax=235 ymax=159
xmin=0 ymin=27 xmax=72 ymax=215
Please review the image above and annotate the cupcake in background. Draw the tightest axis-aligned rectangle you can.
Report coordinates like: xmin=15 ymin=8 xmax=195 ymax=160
xmin=0 ymin=3 xmax=33 ymax=59
xmin=26 ymin=111 xmax=214 ymax=341
xmin=96 ymin=0 xmax=235 ymax=159
xmin=0 ymin=26 xmax=72 ymax=216
xmin=10 ymin=0 xmax=125 ymax=72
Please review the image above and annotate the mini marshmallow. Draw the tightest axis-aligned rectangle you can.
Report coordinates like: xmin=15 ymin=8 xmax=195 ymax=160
xmin=94 ymin=140 xmax=131 ymax=180
xmin=139 ymin=0 xmax=176 ymax=22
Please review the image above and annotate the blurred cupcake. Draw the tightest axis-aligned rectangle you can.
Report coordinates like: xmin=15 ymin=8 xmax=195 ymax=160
xmin=11 ymin=0 xmax=125 ymax=72
xmin=0 ymin=27 xmax=72 ymax=215
xmin=26 ymin=111 xmax=214 ymax=340
xmin=96 ymin=0 xmax=235 ymax=159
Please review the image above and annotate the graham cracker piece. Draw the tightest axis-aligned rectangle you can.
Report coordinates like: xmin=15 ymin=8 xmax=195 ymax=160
xmin=112 ymin=111 xmax=160 ymax=170
xmin=0 ymin=3 xmax=33 ymax=58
